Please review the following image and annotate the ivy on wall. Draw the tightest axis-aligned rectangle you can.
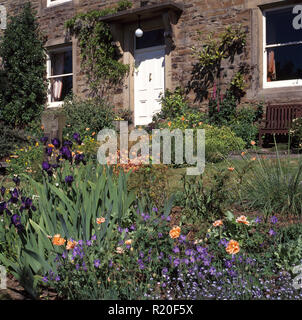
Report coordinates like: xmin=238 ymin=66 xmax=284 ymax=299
xmin=65 ymin=1 xmax=132 ymax=97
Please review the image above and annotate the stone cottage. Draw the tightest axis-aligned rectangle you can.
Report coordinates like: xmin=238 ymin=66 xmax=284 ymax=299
xmin=1 ymin=0 xmax=302 ymax=135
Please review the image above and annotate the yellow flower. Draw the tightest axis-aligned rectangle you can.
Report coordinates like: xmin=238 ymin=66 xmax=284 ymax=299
xmin=226 ymin=240 xmax=240 ymax=255
xmin=169 ymin=226 xmax=181 ymax=239
xmin=35 ymin=142 xmax=39 ymax=147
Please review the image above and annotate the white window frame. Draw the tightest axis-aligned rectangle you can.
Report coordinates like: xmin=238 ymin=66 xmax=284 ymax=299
xmin=46 ymin=46 xmax=73 ymax=108
xmin=263 ymin=4 xmax=302 ymax=89
xmin=47 ymin=0 xmax=72 ymax=8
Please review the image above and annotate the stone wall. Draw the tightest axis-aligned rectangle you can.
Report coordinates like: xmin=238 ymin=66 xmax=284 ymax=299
xmin=0 ymin=0 xmax=253 ymax=109
xmin=2 ymin=0 xmax=301 ymax=118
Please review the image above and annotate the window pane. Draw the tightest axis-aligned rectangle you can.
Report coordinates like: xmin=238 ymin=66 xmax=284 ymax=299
xmin=50 ymin=75 xmax=73 ymax=102
xmin=267 ymin=45 xmax=302 ymax=81
xmin=266 ymin=7 xmax=302 ymax=45
xmin=136 ymin=29 xmax=165 ymax=50
xmin=51 ymin=50 xmax=72 ymax=76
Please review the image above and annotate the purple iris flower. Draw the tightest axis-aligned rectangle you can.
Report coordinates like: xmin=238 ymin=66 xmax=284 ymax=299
xmin=20 ymin=197 xmax=36 ymax=212
xmin=51 ymin=138 xmax=60 ymax=149
xmin=9 ymin=188 xmax=19 ymax=204
xmin=40 ymin=136 xmax=48 ymax=144
xmin=65 ymin=175 xmax=74 ymax=185
xmin=162 ymin=267 xmax=168 ymax=275
xmin=130 ymin=224 xmax=136 ymax=231
xmin=73 ymin=133 xmax=82 ymax=145
xmin=91 ymin=234 xmax=97 ymax=241
xmin=42 ymin=161 xmax=51 ymax=171
xmin=45 ymin=147 xmax=53 ymax=156
xmin=60 ymin=146 xmax=72 ymax=161
xmin=0 ymin=186 xmax=5 ymax=197
xmin=42 ymin=276 xmax=48 ymax=283
xmin=0 ymin=202 xmax=7 ymax=214
xmin=75 ymin=153 xmax=86 ymax=165
xmin=63 ymin=140 xmax=73 ymax=148
xmin=11 ymin=214 xmax=24 ymax=231
xmin=152 ymin=207 xmax=158 ymax=212
xmin=158 ymin=232 xmax=163 ymax=238
xmin=55 ymin=276 xmax=60 ymax=282
xmin=173 ymin=258 xmax=180 ymax=267
xmin=13 ymin=176 xmax=20 ymax=186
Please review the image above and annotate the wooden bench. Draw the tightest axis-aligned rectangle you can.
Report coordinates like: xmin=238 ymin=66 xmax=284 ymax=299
xmin=259 ymin=104 xmax=302 ymax=147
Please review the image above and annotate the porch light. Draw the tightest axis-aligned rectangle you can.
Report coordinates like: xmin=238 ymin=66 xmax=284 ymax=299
xmin=135 ymin=15 xmax=143 ymax=38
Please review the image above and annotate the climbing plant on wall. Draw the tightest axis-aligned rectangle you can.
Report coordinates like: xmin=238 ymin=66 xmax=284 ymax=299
xmin=65 ymin=1 xmax=132 ymax=97
xmin=188 ymin=25 xmax=248 ymax=102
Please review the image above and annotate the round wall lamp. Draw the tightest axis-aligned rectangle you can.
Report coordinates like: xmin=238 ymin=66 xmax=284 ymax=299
xmin=135 ymin=15 xmax=143 ymax=38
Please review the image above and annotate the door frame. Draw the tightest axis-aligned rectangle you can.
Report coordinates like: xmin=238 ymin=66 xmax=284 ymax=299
xmin=121 ymin=19 xmax=173 ymax=126
xmin=134 ymin=45 xmax=166 ymax=126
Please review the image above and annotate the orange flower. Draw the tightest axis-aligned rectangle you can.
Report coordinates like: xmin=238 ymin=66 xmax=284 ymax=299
xmin=168 ymin=121 xmax=172 ymax=127
xmin=169 ymin=226 xmax=181 ymax=239
xmin=66 ymin=239 xmax=77 ymax=250
xmin=48 ymin=144 xmax=55 ymax=149
xmin=241 ymin=152 xmax=245 ymax=156
xmin=96 ymin=217 xmax=106 ymax=225
xmin=236 ymin=215 xmax=250 ymax=226
xmin=41 ymin=125 xmax=45 ymax=130
xmin=52 ymin=234 xmax=66 ymax=246
xmin=181 ymin=116 xmax=185 ymax=121
xmin=251 ymin=157 xmax=256 ymax=161
xmin=213 ymin=220 xmax=223 ymax=227
xmin=92 ymin=132 xmax=96 ymax=136
xmin=251 ymin=141 xmax=256 ymax=146
xmin=228 ymin=167 xmax=235 ymax=172
xmin=125 ymin=239 xmax=132 ymax=245
xmin=226 ymin=240 xmax=240 ymax=255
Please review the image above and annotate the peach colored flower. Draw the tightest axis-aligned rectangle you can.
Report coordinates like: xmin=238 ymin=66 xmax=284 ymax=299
xmin=66 ymin=239 xmax=77 ymax=250
xmin=226 ymin=240 xmax=240 ymax=255
xmin=251 ymin=157 xmax=256 ymax=161
xmin=169 ymin=226 xmax=181 ymax=239
xmin=116 ymin=247 xmax=124 ymax=254
xmin=251 ymin=141 xmax=256 ymax=146
xmin=52 ymin=234 xmax=66 ymax=246
xmin=228 ymin=167 xmax=235 ymax=172
xmin=96 ymin=217 xmax=106 ymax=225
xmin=125 ymin=239 xmax=132 ymax=245
xmin=213 ymin=220 xmax=223 ymax=227
xmin=236 ymin=215 xmax=250 ymax=226
xmin=168 ymin=121 xmax=172 ymax=127
xmin=241 ymin=151 xmax=245 ymax=156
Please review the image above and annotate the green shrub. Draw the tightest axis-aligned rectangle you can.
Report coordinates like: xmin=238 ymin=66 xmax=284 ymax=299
xmin=6 ymin=140 xmax=44 ymax=181
xmin=154 ymin=87 xmax=189 ymax=121
xmin=0 ymin=122 xmax=28 ymax=159
xmin=229 ymin=104 xmax=263 ymax=146
xmin=0 ymin=3 xmax=47 ymax=127
xmin=289 ymin=117 xmax=302 ymax=150
xmin=208 ymin=89 xmax=237 ymax=126
xmin=62 ymin=95 xmax=115 ymax=137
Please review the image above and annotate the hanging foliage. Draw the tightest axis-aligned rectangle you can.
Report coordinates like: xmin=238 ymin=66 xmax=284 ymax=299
xmin=65 ymin=1 xmax=132 ymax=97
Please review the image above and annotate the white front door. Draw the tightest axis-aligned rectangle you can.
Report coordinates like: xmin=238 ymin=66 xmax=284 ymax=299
xmin=134 ymin=46 xmax=165 ymax=126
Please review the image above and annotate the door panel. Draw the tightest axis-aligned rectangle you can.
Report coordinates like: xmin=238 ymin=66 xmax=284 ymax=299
xmin=134 ymin=48 xmax=165 ymax=126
